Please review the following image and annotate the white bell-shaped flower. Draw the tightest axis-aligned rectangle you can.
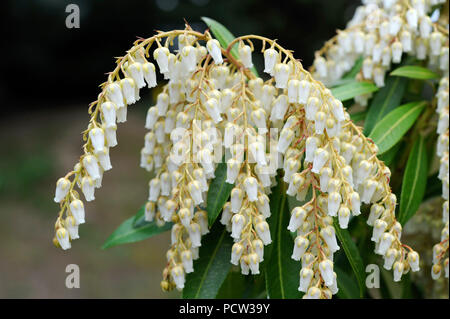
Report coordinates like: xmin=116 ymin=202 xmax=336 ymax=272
xmin=106 ymin=82 xmax=124 ymax=108
xmin=95 ymin=147 xmax=112 ymax=171
xmin=181 ymin=250 xmax=194 ymax=274
xmin=338 ymin=206 xmax=351 ymax=229
xmin=54 ymin=177 xmax=70 ymax=203
xmin=56 ymin=228 xmax=71 ymax=250
xmin=181 ymin=46 xmax=197 ymax=72
xmin=153 ymin=47 xmax=170 ymax=73
xmin=298 ymin=80 xmax=311 ymax=104
xmin=188 ymin=222 xmax=202 ymax=248
xmin=239 ymin=45 xmax=253 ymax=68
xmin=206 ymin=39 xmax=223 ymax=64
xmin=89 ymin=127 xmax=105 ymax=153
xmin=393 ymin=261 xmax=404 ymax=282
xmin=263 ymin=48 xmax=278 ymax=75
xmin=188 ymin=180 xmax=203 ymax=205
xmin=277 ymin=128 xmax=295 ymax=154
xmin=312 ymin=148 xmax=329 ymax=173
xmin=377 ymin=233 xmax=394 ymax=255
xmin=419 ymin=16 xmax=432 ymax=39
xmin=231 ymin=213 xmax=246 ymax=239
xmin=148 ymin=178 xmax=161 ymax=201
xmin=65 ymin=216 xmax=79 ymax=240
xmin=256 ymin=194 xmax=271 ymax=218
xmin=82 ymin=155 xmax=101 ymax=180
xmin=305 ymin=96 xmax=319 ymax=121
xmin=298 ymin=267 xmax=314 ymax=292
xmin=144 ymin=201 xmax=155 ymax=222
xmin=127 ymin=62 xmax=146 ymax=89
xmin=205 ymin=98 xmax=222 ymax=124
xmin=231 ymin=242 xmax=244 ymax=265
xmin=101 ymin=102 xmax=116 ymax=128
xmin=305 ymin=136 xmax=319 ymax=163
xmin=120 ymin=78 xmax=137 ymax=105
xmin=226 ymin=158 xmax=240 ymax=184
xmin=288 ymin=207 xmax=307 ymax=232
xmin=142 ymin=62 xmax=157 ymax=88
xmin=350 ymin=191 xmax=361 ymax=216
xmin=327 ymin=192 xmax=341 ymax=217
xmin=81 ymin=176 xmax=95 ymax=201
xmin=171 ymin=266 xmax=185 ymax=290
xmin=321 ymin=226 xmax=340 ymax=252
xmin=104 ymin=124 xmax=117 ymax=147
xmin=406 ymin=8 xmax=418 ymax=30
xmin=408 ymin=251 xmax=420 ymax=272
xmin=69 ymin=199 xmax=85 ymax=224
xmin=314 ymin=111 xmax=326 ymax=134
xmin=156 ymin=93 xmax=169 ymax=116
xmin=243 ymin=176 xmax=258 ymax=202
xmin=371 ymin=219 xmax=387 ymax=242
xmin=383 ymin=248 xmax=398 ymax=270
xmin=256 ymin=221 xmax=271 ymax=245
xmin=319 ymin=259 xmax=334 ymax=287
xmin=292 ymin=236 xmax=309 ymax=261
xmin=274 ymin=63 xmax=290 ymax=89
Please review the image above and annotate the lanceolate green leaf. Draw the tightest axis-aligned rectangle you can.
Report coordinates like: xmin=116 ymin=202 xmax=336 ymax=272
xmin=378 ymin=142 xmax=402 ymax=167
xmin=350 ymin=110 xmax=367 ymax=123
xmin=398 ymin=135 xmax=429 ymax=225
xmin=391 ymin=65 xmax=439 ymax=80
xmin=206 ymin=162 xmax=234 ymax=226
xmin=265 ymin=179 xmax=302 ymax=299
xmin=364 ymin=76 xmax=408 ymax=134
xmin=201 ymin=17 xmax=258 ymax=76
xmin=330 ymin=81 xmax=378 ymax=102
xmin=102 ymin=207 xmax=172 ymax=249
xmin=335 ymin=266 xmax=360 ymax=299
xmin=182 ymin=222 xmax=233 ymax=298
xmin=132 ymin=205 xmax=145 ymax=227
xmin=369 ymin=101 xmax=426 ymax=155
xmin=333 ymin=219 xmax=366 ymax=298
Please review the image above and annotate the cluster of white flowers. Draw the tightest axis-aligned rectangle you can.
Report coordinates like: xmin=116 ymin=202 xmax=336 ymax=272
xmin=433 ymin=76 xmax=449 ymax=280
xmin=312 ymin=0 xmax=448 ymax=106
xmin=52 ymin=25 xmax=420 ymax=298
xmin=52 ymin=42 xmax=158 ymax=249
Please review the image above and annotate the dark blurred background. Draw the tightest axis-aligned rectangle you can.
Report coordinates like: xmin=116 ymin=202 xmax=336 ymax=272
xmin=0 ymin=0 xmax=359 ymax=298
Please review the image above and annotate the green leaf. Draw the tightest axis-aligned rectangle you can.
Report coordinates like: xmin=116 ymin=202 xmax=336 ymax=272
xmin=391 ymin=65 xmax=439 ymax=80
xmin=333 ymin=219 xmax=366 ymax=298
xmin=102 ymin=207 xmax=172 ymax=249
xmin=378 ymin=142 xmax=402 ymax=167
xmin=398 ymin=135 xmax=428 ymax=225
xmin=369 ymin=101 xmax=426 ymax=155
xmin=206 ymin=161 xmax=234 ymax=226
xmin=350 ymin=110 xmax=367 ymax=123
xmin=330 ymin=81 xmax=378 ymax=102
xmin=216 ymin=271 xmax=266 ymax=298
xmin=132 ymin=205 xmax=145 ymax=227
xmin=182 ymin=222 xmax=233 ymax=298
xmin=265 ymin=179 xmax=302 ymax=299
xmin=201 ymin=17 xmax=258 ymax=76
xmin=335 ymin=266 xmax=360 ymax=299
xmin=364 ymin=76 xmax=408 ymax=134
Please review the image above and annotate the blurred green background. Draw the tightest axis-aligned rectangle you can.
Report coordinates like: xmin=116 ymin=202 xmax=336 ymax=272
xmin=1 ymin=0 xmax=363 ymax=298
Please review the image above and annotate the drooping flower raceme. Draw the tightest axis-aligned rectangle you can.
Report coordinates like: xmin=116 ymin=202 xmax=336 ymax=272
xmin=312 ymin=0 xmax=449 ymax=105
xmin=432 ymin=76 xmax=449 ymax=280
xmin=52 ymin=24 xmax=419 ymax=298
